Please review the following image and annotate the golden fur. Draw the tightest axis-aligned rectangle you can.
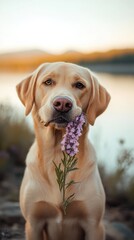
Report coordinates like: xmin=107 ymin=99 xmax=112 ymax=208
xmin=16 ymin=62 xmax=110 ymax=240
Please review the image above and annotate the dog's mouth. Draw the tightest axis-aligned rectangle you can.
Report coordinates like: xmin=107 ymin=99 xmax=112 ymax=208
xmin=44 ymin=115 xmax=69 ymax=127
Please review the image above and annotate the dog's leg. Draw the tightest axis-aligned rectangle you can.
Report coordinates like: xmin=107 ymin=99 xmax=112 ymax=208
xmin=62 ymin=219 xmax=85 ymax=240
xmin=25 ymin=201 xmax=62 ymax=240
xmin=63 ymin=201 xmax=105 ymax=240
xmin=62 ymin=200 xmax=88 ymax=240
xmin=26 ymin=220 xmax=44 ymax=240
xmin=96 ymin=222 xmax=105 ymax=240
xmin=85 ymin=221 xmax=105 ymax=240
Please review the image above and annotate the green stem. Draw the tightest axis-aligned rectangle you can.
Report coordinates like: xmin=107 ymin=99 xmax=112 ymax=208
xmin=62 ymin=154 xmax=67 ymax=214
xmin=54 ymin=152 xmax=78 ymax=215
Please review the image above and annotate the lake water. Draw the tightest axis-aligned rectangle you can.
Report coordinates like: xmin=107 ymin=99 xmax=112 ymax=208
xmin=0 ymin=70 xmax=134 ymax=172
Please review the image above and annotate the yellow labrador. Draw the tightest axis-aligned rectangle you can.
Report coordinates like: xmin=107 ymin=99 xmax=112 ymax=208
xmin=16 ymin=62 xmax=110 ymax=240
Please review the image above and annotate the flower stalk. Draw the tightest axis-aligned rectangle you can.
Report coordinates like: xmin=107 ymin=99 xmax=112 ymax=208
xmin=53 ymin=113 xmax=85 ymax=214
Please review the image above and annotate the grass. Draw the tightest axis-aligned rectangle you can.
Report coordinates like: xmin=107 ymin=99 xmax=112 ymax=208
xmin=99 ymin=144 xmax=134 ymax=207
xmin=0 ymin=104 xmax=34 ymax=160
xmin=0 ymin=104 xmax=34 ymax=183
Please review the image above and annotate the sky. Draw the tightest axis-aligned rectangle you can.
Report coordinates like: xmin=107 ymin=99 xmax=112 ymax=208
xmin=0 ymin=0 xmax=134 ymax=54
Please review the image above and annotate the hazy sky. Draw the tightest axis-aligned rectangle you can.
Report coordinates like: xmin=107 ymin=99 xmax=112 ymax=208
xmin=0 ymin=0 xmax=134 ymax=53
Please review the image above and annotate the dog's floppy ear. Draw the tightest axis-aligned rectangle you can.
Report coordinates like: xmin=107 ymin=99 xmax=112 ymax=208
xmin=86 ymin=73 xmax=111 ymax=125
xmin=16 ymin=63 xmax=48 ymax=115
xmin=16 ymin=70 xmax=38 ymax=115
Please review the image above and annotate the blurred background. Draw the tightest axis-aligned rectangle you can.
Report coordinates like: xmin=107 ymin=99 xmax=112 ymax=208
xmin=0 ymin=0 xmax=134 ymax=239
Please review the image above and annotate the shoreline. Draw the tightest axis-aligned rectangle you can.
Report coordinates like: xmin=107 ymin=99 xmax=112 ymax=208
xmin=82 ymin=63 xmax=134 ymax=75
xmin=0 ymin=63 xmax=134 ymax=75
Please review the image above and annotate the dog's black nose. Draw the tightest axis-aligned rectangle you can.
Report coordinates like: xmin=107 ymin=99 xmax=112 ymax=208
xmin=53 ymin=97 xmax=72 ymax=112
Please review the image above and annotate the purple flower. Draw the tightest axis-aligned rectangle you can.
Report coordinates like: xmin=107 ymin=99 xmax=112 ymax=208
xmin=61 ymin=113 xmax=85 ymax=156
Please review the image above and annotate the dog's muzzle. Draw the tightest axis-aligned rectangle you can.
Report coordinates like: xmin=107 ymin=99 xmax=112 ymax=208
xmin=44 ymin=97 xmax=73 ymax=127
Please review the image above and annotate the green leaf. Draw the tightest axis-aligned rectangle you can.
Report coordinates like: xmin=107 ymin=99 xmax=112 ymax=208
xmin=66 ymin=180 xmax=76 ymax=189
xmin=67 ymin=167 xmax=78 ymax=173
xmin=66 ymin=193 xmax=75 ymax=202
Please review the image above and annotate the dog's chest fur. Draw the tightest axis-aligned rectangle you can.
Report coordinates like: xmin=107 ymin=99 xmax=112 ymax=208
xmin=24 ymin=139 xmax=92 ymax=207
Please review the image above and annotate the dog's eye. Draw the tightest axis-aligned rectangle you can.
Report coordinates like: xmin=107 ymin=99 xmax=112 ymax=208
xmin=44 ymin=78 xmax=53 ymax=86
xmin=74 ymin=82 xmax=85 ymax=90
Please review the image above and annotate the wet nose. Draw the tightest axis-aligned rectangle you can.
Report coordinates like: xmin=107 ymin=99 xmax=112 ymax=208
xmin=53 ymin=97 xmax=73 ymax=112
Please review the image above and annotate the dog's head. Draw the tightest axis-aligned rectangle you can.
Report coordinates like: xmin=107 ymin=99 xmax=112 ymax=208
xmin=16 ymin=62 xmax=110 ymax=128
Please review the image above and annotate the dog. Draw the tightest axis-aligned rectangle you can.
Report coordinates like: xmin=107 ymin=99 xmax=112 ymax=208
xmin=16 ymin=62 xmax=110 ymax=240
